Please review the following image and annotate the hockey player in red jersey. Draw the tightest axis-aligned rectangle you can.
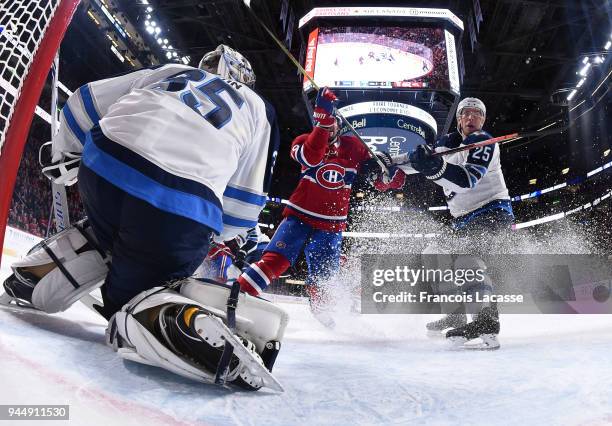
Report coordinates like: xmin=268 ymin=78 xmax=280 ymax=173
xmin=235 ymin=87 xmax=404 ymax=326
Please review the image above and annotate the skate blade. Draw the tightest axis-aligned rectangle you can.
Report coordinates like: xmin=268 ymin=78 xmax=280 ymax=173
xmin=426 ymin=329 xmax=448 ymax=339
xmin=447 ymin=334 xmax=500 ymax=351
xmin=0 ymin=292 xmax=45 ymax=315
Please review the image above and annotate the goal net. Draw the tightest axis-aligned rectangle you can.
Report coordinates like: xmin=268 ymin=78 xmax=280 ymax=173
xmin=0 ymin=0 xmax=80 ymax=267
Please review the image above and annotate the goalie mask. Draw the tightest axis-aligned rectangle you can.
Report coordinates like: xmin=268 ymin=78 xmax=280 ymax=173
xmin=199 ymin=44 xmax=256 ymax=88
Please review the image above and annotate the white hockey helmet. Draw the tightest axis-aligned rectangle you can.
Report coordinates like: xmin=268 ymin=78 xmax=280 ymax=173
xmin=456 ymin=97 xmax=486 ymax=135
xmin=456 ymin=97 xmax=486 ymax=119
xmin=198 ymin=44 xmax=256 ymax=87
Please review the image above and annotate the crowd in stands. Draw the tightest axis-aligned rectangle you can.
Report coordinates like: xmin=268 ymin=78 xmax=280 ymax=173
xmin=8 ymin=111 xmax=84 ymax=238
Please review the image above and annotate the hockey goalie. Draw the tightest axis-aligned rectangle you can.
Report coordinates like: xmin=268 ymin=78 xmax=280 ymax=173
xmin=1 ymin=220 xmax=287 ymax=392
xmin=1 ymin=44 xmax=288 ymax=391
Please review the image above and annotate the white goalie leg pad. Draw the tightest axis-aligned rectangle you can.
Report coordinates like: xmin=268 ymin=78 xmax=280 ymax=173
xmin=180 ymin=278 xmax=290 ymax=353
xmin=108 ymin=288 xmax=221 ymax=384
xmin=10 ymin=219 xmax=110 ymax=313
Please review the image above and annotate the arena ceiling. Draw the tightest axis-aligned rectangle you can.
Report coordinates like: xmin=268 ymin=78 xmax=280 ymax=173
xmin=62 ymin=0 xmax=611 ymax=198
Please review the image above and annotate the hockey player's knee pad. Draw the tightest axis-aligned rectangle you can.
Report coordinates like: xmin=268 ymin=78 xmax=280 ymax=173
xmin=8 ymin=219 xmax=110 ymax=313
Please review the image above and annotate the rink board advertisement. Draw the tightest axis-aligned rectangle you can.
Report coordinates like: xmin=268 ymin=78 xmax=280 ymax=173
xmin=303 ymin=26 xmax=453 ymax=92
xmin=361 ymin=254 xmax=612 ymax=314
xmin=338 ymin=101 xmax=437 ymax=159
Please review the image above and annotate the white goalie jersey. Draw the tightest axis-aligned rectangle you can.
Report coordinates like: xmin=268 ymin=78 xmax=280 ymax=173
xmin=52 ymin=64 xmax=280 ymax=240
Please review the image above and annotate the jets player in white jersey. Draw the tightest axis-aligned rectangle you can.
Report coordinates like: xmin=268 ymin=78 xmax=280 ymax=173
xmin=385 ymin=97 xmax=513 ymax=349
xmin=2 ymin=46 xmax=288 ymax=390
xmin=55 ymin=44 xmax=279 ymax=318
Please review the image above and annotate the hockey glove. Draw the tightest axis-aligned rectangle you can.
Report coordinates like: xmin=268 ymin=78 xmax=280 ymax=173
xmin=313 ymin=87 xmax=338 ymax=128
xmin=409 ymin=144 xmax=446 ymax=180
xmin=362 ymin=151 xmax=394 ymax=182
xmin=373 ymin=167 xmax=406 ymax=191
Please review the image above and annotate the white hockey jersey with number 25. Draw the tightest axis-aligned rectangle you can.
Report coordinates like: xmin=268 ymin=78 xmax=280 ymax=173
xmin=52 ymin=64 xmax=280 ymax=240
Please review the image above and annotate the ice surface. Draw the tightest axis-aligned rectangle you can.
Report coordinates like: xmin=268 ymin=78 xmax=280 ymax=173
xmin=2 ymin=250 xmax=612 ymax=425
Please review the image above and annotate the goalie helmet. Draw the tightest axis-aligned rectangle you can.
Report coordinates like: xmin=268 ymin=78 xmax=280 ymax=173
xmin=198 ymin=44 xmax=256 ymax=88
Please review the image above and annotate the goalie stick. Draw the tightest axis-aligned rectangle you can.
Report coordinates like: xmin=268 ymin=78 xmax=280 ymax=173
xmin=240 ymin=0 xmax=389 ymax=175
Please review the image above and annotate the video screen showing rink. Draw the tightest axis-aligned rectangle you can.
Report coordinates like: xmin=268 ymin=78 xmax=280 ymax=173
xmin=312 ymin=27 xmax=446 ymax=89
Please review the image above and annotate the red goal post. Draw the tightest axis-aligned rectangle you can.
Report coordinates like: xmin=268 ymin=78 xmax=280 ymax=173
xmin=0 ymin=0 xmax=80 ymax=267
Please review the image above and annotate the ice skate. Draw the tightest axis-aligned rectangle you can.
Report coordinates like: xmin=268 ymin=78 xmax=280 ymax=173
xmin=446 ymin=307 xmax=500 ymax=350
xmin=307 ymin=285 xmax=336 ymax=329
xmin=426 ymin=313 xmax=467 ymax=338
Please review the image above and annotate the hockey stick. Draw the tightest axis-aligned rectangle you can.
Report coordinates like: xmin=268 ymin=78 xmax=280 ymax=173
xmin=431 ymin=125 xmax=568 ymax=157
xmin=240 ymin=0 xmax=389 ymax=175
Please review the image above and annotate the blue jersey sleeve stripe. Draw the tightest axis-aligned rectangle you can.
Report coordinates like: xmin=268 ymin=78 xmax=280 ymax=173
xmin=222 ymin=214 xmax=259 ymax=229
xmin=61 ymin=105 xmax=86 ymax=144
xmin=79 ymin=84 xmax=101 ymax=125
xmin=223 ymin=185 xmax=266 ymax=206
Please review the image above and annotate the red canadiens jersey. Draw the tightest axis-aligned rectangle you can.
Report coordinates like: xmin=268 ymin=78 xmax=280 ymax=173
xmin=284 ymin=126 xmax=371 ymax=231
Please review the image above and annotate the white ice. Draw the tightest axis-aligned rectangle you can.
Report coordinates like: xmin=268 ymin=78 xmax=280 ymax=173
xmin=1 ymin=249 xmax=612 ymax=425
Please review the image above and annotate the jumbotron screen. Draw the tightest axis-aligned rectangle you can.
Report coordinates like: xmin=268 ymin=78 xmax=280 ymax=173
xmin=303 ymin=26 xmax=456 ymax=92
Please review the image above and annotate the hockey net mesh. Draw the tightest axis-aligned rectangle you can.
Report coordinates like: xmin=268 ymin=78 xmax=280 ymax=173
xmin=0 ymin=0 xmax=61 ymax=154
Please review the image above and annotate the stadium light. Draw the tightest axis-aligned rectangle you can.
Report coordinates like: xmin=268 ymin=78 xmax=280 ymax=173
xmin=604 ymin=149 xmax=611 ymax=157
xmin=154 ymin=27 xmax=161 ymax=34
xmin=172 ymin=52 xmax=178 ymax=58
xmin=168 ymin=45 xmax=173 ymax=50
xmin=150 ymin=21 xmax=156 ymax=27
xmin=146 ymin=6 xmax=153 ymax=12
xmin=181 ymin=56 xmax=190 ymax=65
xmin=163 ymin=38 xmax=168 ymax=44
xmin=576 ymin=78 xmax=586 ymax=88
xmin=562 ymin=168 xmax=570 ymax=175
xmin=145 ymin=26 xmax=154 ymax=34
xmin=141 ymin=0 xmax=149 ymax=4
xmin=606 ymin=41 xmax=611 ymax=50
xmin=529 ymin=178 xmax=537 ymax=185
xmin=582 ymin=57 xmax=589 ymax=64
xmin=166 ymin=52 xmax=172 ymax=59
xmin=578 ymin=62 xmax=591 ymax=76
xmin=146 ymin=14 xmax=151 ymax=19
xmin=567 ymin=89 xmax=578 ymax=101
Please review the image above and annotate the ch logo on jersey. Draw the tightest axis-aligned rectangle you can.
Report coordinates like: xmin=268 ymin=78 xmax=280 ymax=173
xmin=315 ymin=163 xmax=346 ymax=190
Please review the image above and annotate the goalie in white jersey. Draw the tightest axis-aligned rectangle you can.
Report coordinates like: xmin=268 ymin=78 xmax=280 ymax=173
xmin=50 ymin=45 xmax=279 ymax=317
xmin=2 ymin=46 xmax=290 ymax=391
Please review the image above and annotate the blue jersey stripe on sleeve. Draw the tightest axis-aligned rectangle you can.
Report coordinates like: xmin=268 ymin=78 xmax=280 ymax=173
xmin=222 ymin=214 xmax=259 ymax=229
xmin=62 ymin=104 xmax=86 ymax=144
xmin=79 ymin=84 xmax=101 ymax=125
xmin=223 ymin=185 xmax=267 ymax=206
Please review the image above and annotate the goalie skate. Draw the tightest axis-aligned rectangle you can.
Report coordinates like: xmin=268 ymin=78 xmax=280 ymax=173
xmin=193 ymin=314 xmax=284 ymax=392
xmin=0 ymin=290 xmax=46 ymax=315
